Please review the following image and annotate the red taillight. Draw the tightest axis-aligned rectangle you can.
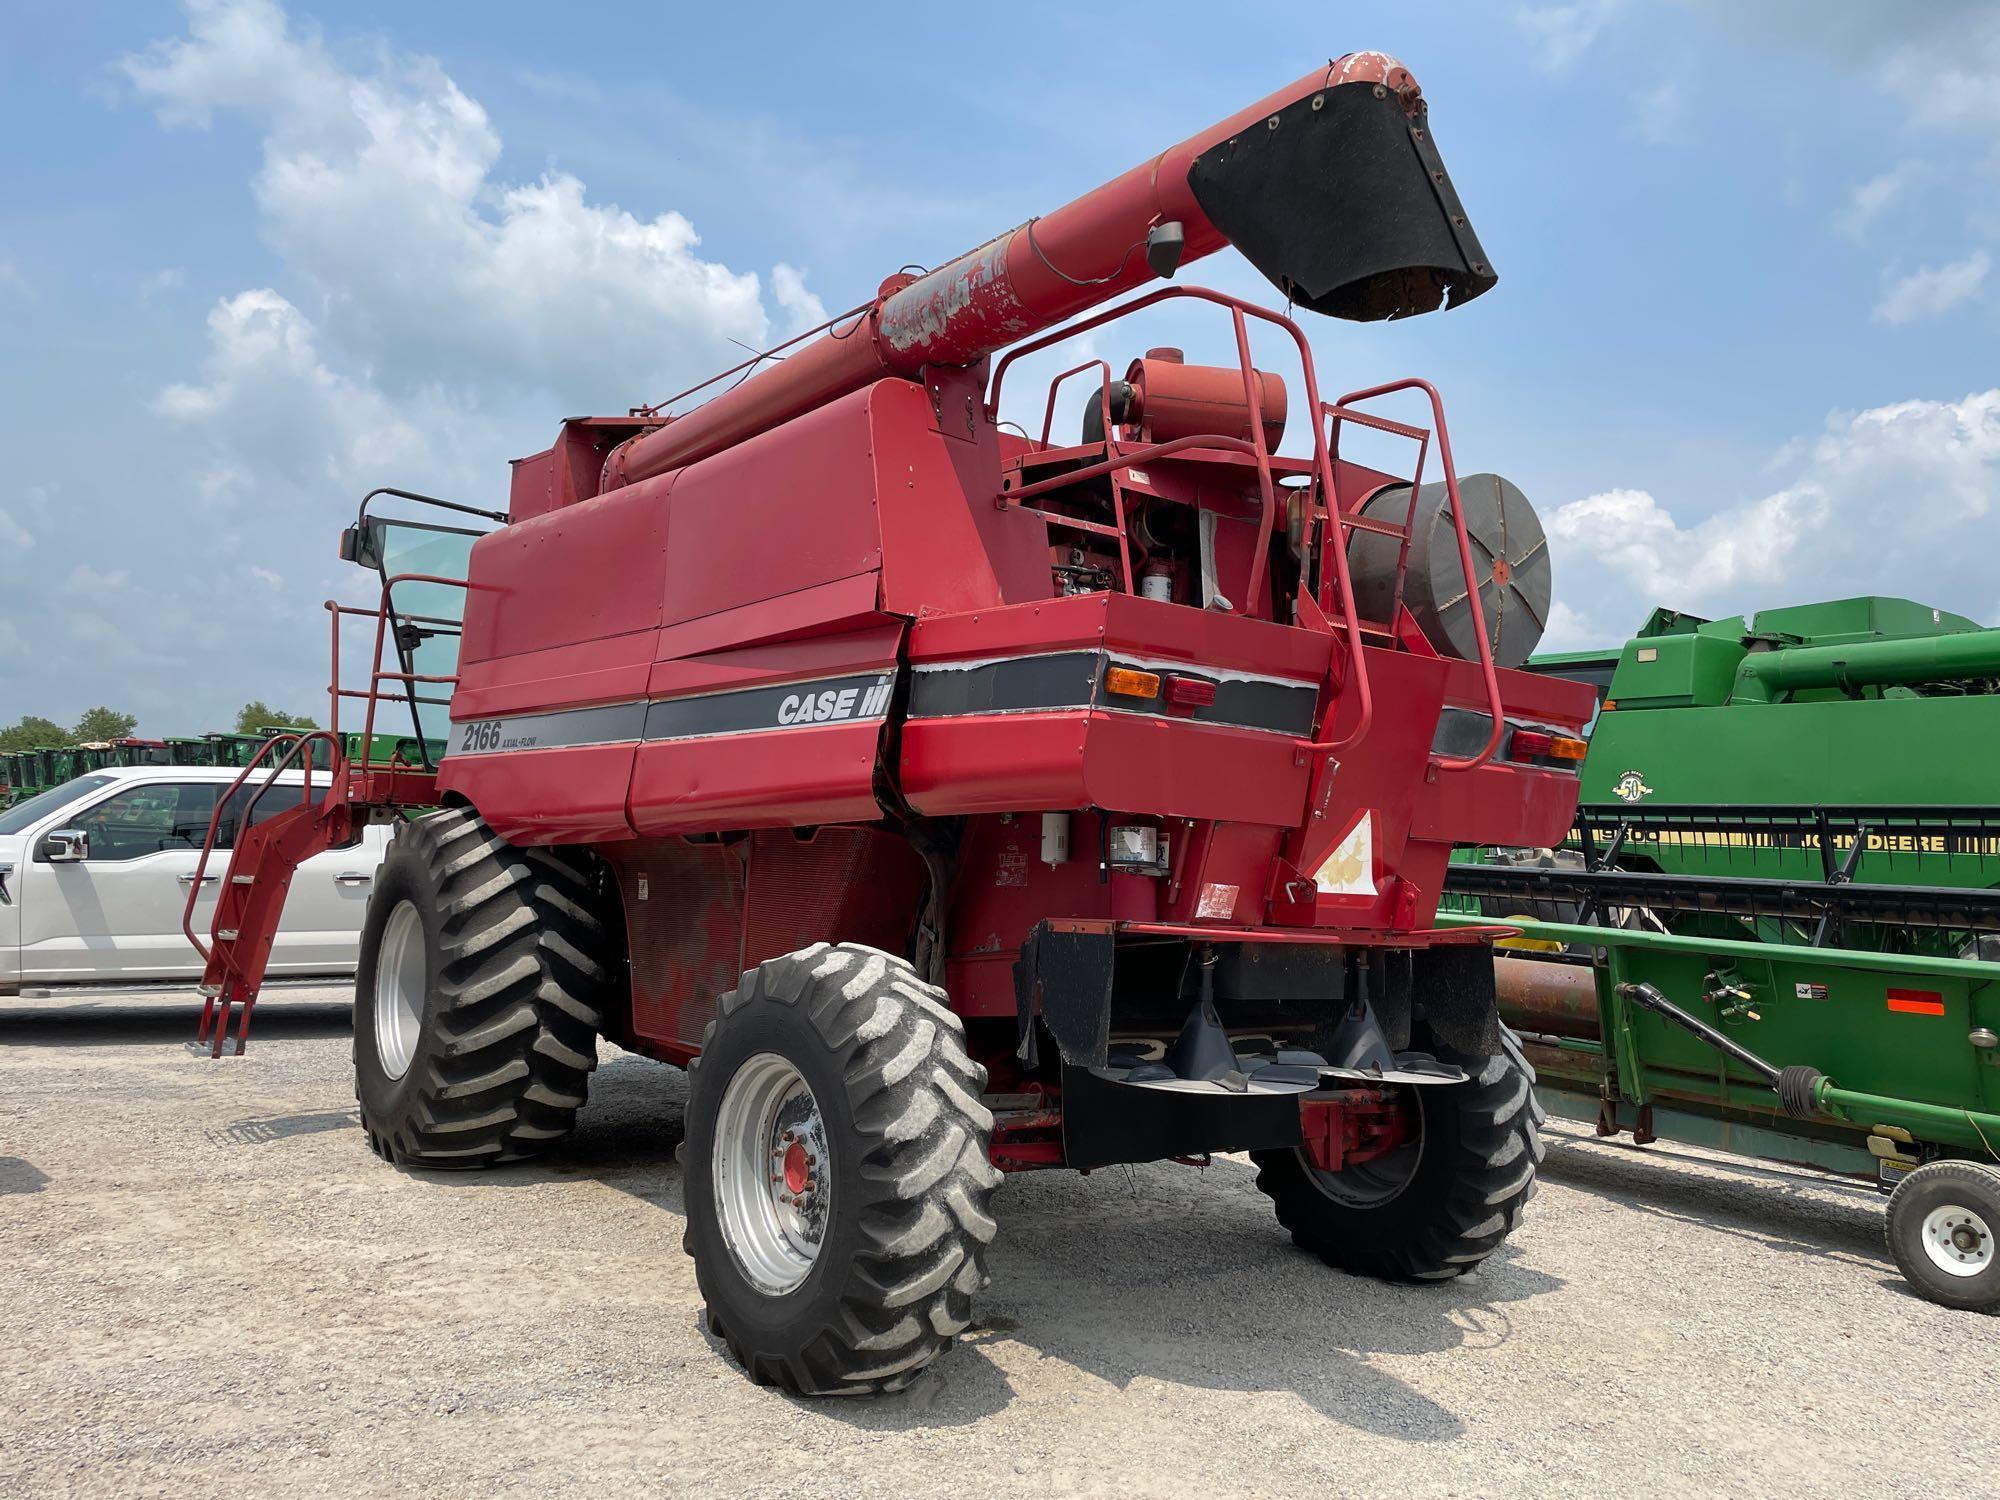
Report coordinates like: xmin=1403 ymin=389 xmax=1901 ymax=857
xmin=1510 ymin=729 xmax=1553 ymax=759
xmin=1164 ymin=674 xmax=1217 ymax=708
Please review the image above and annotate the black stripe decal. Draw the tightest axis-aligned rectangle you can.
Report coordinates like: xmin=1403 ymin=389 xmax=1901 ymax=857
xmin=448 ymin=702 xmax=647 ymax=756
xmin=446 ymin=672 xmax=896 ymax=757
xmin=907 ymin=652 xmax=1102 ymax=717
xmin=909 ymin=652 xmax=1318 ymax=737
xmin=447 ymin=652 xmax=1318 ymax=757
xmin=643 ymin=672 xmax=894 ymax=742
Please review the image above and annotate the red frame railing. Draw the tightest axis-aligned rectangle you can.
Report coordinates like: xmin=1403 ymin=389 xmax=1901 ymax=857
xmin=325 ymin=570 xmax=471 ymax=765
xmin=185 ymin=569 xmax=471 ymax=974
xmin=1322 ymin=380 xmax=1507 ymax=771
xmin=183 ymin=728 xmax=340 ymax=973
xmin=991 ymin=286 xmax=1371 ymax=749
xmin=989 ymin=285 xmax=1510 ymax=772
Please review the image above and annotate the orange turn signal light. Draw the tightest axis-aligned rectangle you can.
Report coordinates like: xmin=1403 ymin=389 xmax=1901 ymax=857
xmin=1549 ymin=736 xmax=1589 ymax=762
xmin=1104 ymin=666 xmax=1162 ymax=699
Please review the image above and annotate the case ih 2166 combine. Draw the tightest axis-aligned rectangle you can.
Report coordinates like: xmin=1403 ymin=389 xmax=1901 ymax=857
xmin=186 ymin=53 xmax=1595 ymax=1394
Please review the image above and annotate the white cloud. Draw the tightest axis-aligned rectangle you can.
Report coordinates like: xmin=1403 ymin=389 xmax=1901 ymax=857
xmin=140 ymin=267 xmax=186 ymax=302
xmin=65 ymin=565 xmax=132 ymax=594
xmin=769 ymin=262 xmax=828 ymax=339
xmin=1632 ymin=81 xmax=1685 ymax=146
xmin=1537 ymin=599 xmax=1598 ymax=654
xmin=1548 ymin=391 xmax=2000 ymax=642
xmin=10 ymin=2 xmax=857 ymax=733
xmin=1874 ymin=11 xmax=2000 ymax=136
xmin=1514 ymin=1 xmax=1625 ymax=73
xmin=1840 ymin=165 xmax=1919 ymax=240
xmin=1872 ymin=251 xmax=1990 ymax=325
xmin=122 ymin=0 xmax=792 ymax=411
xmin=155 ymin=287 xmax=447 ymax=491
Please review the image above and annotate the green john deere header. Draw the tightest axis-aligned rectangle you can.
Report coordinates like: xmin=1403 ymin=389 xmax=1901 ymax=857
xmin=1446 ymin=595 xmax=2000 ymax=1312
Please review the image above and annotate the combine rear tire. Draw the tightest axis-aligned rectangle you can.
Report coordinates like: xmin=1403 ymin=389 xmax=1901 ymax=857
xmin=683 ymin=943 xmax=1001 ymax=1395
xmin=1885 ymin=1160 xmax=2000 ymax=1313
xmin=353 ymin=808 xmax=616 ymax=1167
xmin=1251 ymin=1026 xmax=1544 ymax=1280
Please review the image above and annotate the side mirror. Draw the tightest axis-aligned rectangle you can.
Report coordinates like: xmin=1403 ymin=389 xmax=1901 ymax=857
xmin=40 ymin=828 xmax=88 ymax=863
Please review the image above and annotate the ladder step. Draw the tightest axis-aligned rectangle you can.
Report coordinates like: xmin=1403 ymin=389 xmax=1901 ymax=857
xmin=232 ymin=874 xmax=255 ymax=885
xmin=217 ymin=929 xmax=239 ymax=942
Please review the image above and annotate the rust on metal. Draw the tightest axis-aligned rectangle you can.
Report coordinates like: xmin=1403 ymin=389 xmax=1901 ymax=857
xmin=1494 ymin=954 xmax=1601 ymax=1039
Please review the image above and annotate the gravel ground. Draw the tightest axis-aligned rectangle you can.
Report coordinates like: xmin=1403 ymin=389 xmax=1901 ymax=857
xmin=0 ymin=986 xmax=1988 ymax=1499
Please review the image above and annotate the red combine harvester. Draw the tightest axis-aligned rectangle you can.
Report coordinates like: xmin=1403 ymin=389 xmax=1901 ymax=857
xmin=188 ymin=52 xmax=1595 ymax=1394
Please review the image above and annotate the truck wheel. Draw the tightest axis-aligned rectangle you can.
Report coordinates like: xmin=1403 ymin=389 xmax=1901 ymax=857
xmin=683 ymin=943 xmax=1001 ymax=1395
xmin=353 ymin=808 xmax=614 ymax=1167
xmin=1251 ymin=1026 xmax=1544 ymax=1280
xmin=1885 ymin=1160 xmax=2000 ymax=1313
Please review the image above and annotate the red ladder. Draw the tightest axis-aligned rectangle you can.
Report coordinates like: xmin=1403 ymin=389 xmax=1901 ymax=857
xmin=185 ymin=732 xmax=348 ymax=1057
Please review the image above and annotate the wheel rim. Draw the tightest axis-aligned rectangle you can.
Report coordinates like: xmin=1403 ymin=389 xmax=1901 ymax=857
xmin=1920 ymin=1202 xmax=1994 ymax=1278
xmin=1298 ymin=1088 xmax=1424 ymax=1208
xmin=373 ymin=900 xmax=425 ymax=1081
xmin=713 ymin=1053 xmax=830 ymax=1296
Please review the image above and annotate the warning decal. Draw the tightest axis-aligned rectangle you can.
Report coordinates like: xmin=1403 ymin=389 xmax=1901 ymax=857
xmin=1313 ymin=812 xmax=1377 ymax=898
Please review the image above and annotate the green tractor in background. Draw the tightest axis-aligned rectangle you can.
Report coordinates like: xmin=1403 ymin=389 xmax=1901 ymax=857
xmin=0 ymin=727 xmax=441 ymax=808
xmin=1447 ymin=596 xmax=2000 ymax=1312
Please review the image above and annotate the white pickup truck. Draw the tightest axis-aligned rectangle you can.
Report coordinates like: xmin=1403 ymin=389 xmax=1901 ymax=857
xmin=0 ymin=766 xmax=389 ymax=993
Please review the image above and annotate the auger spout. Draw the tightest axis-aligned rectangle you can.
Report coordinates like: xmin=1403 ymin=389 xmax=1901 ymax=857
xmin=607 ymin=50 xmax=1493 ymax=487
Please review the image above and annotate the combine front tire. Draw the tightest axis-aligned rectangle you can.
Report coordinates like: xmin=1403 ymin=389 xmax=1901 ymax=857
xmin=1252 ymin=1026 xmax=1544 ymax=1280
xmin=683 ymin=943 xmax=1001 ymax=1395
xmin=353 ymin=808 xmax=616 ymax=1167
xmin=1885 ymin=1160 xmax=2000 ymax=1313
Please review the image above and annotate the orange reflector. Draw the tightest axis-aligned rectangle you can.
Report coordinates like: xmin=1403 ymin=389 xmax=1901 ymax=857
xmin=1887 ymin=989 xmax=1945 ymax=1016
xmin=1549 ymin=736 xmax=1589 ymax=761
xmin=1104 ymin=666 xmax=1162 ymax=698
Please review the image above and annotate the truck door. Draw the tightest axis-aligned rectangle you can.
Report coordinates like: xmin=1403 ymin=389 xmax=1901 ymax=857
xmin=207 ymin=782 xmax=388 ymax=976
xmin=18 ymin=778 xmax=222 ymax=983
xmin=267 ymin=817 xmax=390 ymax=975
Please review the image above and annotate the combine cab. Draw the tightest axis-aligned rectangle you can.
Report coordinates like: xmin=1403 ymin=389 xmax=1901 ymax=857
xmin=190 ymin=53 xmax=1597 ymax=1392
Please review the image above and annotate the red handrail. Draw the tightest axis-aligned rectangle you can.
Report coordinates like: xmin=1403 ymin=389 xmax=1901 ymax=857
xmin=988 ymin=283 xmax=1375 ymax=754
xmin=1037 ymin=359 xmax=1115 ymax=448
xmin=181 ymin=729 xmax=341 ymax=967
xmin=324 ymin=571 xmax=471 ymax=772
xmin=1325 ymin=378 xmax=1507 ymax=772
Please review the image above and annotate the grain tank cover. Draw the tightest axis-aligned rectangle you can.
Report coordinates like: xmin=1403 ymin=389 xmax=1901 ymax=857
xmin=1349 ymin=473 xmax=1550 ymax=667
xmin=1187 ymin=81 xmax=1495 ymax=321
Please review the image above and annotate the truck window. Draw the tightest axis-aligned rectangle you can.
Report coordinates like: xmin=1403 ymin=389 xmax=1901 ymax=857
xmin=214 ymin=780 xmax=329 ymax=845
xmin=69 ymin=783 xmax=223 ymax=861
xmin=0 ymin=774 xmax=116 ymax=836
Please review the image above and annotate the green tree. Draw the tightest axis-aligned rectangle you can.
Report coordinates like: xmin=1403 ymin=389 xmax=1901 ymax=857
xmin=73 ymin=706 xmax=138 ymax=742
xmin=234 ymin=700 xmax=319 ymax=734
xmin=0 ymin=716 xmax=75 ymax=753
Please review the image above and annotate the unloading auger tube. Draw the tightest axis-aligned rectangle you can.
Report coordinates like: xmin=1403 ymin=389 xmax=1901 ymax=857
xmin=604 ymin=51 xmax=1494 ymax=488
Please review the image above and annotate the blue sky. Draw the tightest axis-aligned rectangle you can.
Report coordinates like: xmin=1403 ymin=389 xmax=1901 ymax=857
xmin=3 ymin=1 xmax=1998 ymax=733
